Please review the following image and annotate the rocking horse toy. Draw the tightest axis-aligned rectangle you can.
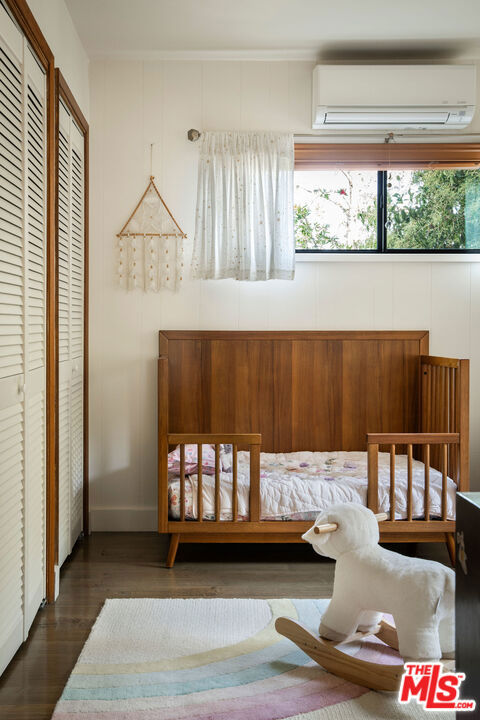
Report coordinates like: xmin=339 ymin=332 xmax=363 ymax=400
xmin=275 ymin=503 xmax=455 ymax=692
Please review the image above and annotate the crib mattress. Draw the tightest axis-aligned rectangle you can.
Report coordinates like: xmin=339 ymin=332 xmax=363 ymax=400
xmin=168 ymin=450 xmax=456 ymax=522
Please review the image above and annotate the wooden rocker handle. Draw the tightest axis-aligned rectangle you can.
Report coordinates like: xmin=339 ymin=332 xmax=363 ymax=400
xmin=275 ymin=616 xmax=403 ymax=693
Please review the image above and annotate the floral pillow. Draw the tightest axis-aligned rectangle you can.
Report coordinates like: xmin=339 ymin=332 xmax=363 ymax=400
xmin=168 ymin=444 xmax=217 ymax=475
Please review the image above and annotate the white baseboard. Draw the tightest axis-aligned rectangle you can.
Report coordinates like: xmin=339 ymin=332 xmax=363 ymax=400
xmin=90 ymin=506 xmax=158 ymax=531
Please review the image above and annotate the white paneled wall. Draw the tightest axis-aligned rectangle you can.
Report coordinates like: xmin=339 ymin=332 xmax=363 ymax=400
xmin=89 ymin=58 xmax=480 ymax=530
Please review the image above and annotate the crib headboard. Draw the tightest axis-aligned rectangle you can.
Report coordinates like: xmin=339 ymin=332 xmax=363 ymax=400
xmin=159 ymin=330 xmax=431 ymax=453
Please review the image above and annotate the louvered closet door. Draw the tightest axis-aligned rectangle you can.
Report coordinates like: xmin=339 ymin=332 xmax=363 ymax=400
xmin=23 ymin=46 xmax=47 ymax=634
xmin=0 ymin=9 xmax=25 ymax=675
xmin=0 ymin=3 xmax=47 ymax=675
xmin=57 ymin=103 xmax=84 ymax=567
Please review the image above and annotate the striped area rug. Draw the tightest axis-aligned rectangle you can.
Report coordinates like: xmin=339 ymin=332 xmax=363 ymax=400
xmin=52 ymin=598 xmax=447 ymax=719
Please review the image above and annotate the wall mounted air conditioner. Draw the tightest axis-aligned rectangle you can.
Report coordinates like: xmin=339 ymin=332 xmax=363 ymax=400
xmin=312 ymin=65 xmax=476 ymax=130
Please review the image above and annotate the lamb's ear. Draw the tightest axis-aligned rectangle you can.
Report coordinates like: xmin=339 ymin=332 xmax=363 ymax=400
xmin=301 ymin=528 xmax=317 ymax=544
xmin=302 ymin=527 xmax=330 ymax=545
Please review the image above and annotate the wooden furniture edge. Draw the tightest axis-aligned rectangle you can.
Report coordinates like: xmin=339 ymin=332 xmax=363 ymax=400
xmin=158 ymin=358 xmax=169 ymax=532
xmin=458 ymin=358 xmax=470 ymax=492
xmin=166 ymin=520 xmax=454 ymax=534
xmin=159 ymin=331 xmax=169 ymax=357
xmin=421 ymin=355 xmax=461 ymax=368
xmin=168 ymin=433 xmax=262 ymax=445
xmin=167 ymin=530 xmax=453 ymax=547
xmin=158 ymin=330 xmax=429 ymax=341
xmin=367 ymin=432 xmax=459 ymax=445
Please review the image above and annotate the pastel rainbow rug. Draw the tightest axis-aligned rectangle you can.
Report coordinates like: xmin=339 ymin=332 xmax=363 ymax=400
xmin=52 ymin=598 xmax=446 ymax=719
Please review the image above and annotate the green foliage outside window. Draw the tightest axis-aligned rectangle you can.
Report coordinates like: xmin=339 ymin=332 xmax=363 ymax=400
xmin=387 ymin=169 xmax=480 ymax=249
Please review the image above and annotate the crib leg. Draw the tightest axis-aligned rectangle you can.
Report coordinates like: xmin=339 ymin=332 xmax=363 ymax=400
xmin=445 ymin=533 xmax=455 ymax=567
xmin=166 ymin=534 xmax=180 ymax=568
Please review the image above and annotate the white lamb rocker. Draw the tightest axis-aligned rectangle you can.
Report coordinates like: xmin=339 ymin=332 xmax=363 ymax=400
xmin=275 ymin=503 xmax=455 ymax=692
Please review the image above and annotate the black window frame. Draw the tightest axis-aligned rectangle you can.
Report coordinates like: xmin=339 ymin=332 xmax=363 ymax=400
xmin=295 ymin=167 xmax=480 ymax=255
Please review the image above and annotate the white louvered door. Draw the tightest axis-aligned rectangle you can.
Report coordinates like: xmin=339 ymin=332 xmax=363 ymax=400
xmin=57 ymin=101 xmax=84 ymax=567
xmin=23 ymin=46 xmax=47 ymax=634
xmin=0 ymin=3 xmax=47 ymax=675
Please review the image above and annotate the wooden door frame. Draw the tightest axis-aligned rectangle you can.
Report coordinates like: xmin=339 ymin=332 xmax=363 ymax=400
xmin=2 ymin=0 xmax=56 ymax=603
xmin=54 ymin=69 xmax=90 ymax=545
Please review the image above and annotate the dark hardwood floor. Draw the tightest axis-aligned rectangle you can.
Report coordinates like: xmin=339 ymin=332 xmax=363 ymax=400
xmin=0 ymin=533 xmax=449 ymax=720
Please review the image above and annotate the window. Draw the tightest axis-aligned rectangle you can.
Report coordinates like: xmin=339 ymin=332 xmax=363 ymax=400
xmin=294 ymin=144 xmax=480 ymax=253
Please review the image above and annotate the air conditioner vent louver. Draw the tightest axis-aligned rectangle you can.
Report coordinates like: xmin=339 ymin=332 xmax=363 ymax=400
xmin=312 ymin=65 xmax=476 ymax=131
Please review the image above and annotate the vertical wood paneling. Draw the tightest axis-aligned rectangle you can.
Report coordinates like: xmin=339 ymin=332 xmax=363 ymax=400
xmin=431 ymin=264 xmax=471 ymax=356
xmin=240 ymin=62 xmax=271 ymax=130
xmin=168 ymin=340 xmax=203 ymax=433
xmin=99 ymin=59 xmax=143 ymax=511
xmin=208 ymin=340 xmax=274 ymax=450
xmin=202 ymin=61 xmax=241 ymax=130
xmin=341 ymin=340 xmax=367 ymax=449
xmin=267 ymin=263 xmax=317 ymax=329
xmin=287 ymin=61 xmax=313 ymax=132
xmin=317 ymin=263 xmax=376 ymax=330
xmin=393 ymin=264 xmax=431 ymax=329
xmin=290 ymin=340 xmax=342 ymax=451
xmin=87 ymin=59 xmax=105 ymax=509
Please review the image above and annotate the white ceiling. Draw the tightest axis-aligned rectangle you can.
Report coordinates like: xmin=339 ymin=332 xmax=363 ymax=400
xmin=66 ymin=0 xmax=480 ymax=59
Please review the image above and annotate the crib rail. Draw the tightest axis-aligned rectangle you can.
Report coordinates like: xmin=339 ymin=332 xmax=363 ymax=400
xmin=420 ymin=355 xmax=469 ymax=491
xmin=367 ymin=432 xmax=459 ymax=522
xmin=167 ymin=433 xmax=261 ymax=523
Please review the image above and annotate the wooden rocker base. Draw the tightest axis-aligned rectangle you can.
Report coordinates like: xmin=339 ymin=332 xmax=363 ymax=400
xmin=275 ymin=616 xmax=404 ymax=692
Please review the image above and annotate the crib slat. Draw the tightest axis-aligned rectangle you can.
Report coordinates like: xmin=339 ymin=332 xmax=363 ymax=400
xmin=442 ymin=367 xmax=449 ymax=481
xmin=249 ymin=444 xmax=260 ymax=521
xmin=389 ymin=445 xmax=395 ymax=521
xmin=433 ymin=366 xmax=440 ymax=469
xmin=367 ymin=443 xmax=379 ymax=513
xmin=425 ymin=365 xmax=432 ymax=432
xmin=215 ymin=444 xmax=221 ymax=521
xmin=180 ymin=444 xmax=186 ymax=522
xmin=442 ymin=443 xmax=448 ymax=521
xmin=424 ymin=444 xmax=430 ymax=522
xmin=232 ymin=444 xmax=238 ymax=522
xmin=407 ymin=444 xmax=413 ymax=522
xmin=421 ymin=364 xmax=428 ymax=431
xmin=444 ymin=366 xmax=449 ymax=430
xmin=449 ymin=367 xmax=457 ymax=482
xmin=197 ymin=443 xmax=203 ymax=522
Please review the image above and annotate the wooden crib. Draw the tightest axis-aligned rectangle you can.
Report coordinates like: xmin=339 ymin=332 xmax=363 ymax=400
xmin=158 ymin=331 xmax=469 ymax=567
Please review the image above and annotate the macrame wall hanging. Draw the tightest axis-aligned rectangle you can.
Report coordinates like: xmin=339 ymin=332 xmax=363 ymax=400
xmin=116 ymin=156 xmax=186 ymax=292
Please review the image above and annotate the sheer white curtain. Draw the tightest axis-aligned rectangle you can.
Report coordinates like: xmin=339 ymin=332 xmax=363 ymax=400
xmin=192 ymin=131 xmax=295 ymax=281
